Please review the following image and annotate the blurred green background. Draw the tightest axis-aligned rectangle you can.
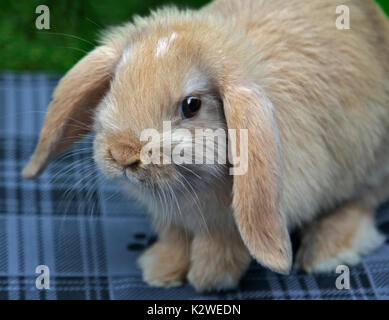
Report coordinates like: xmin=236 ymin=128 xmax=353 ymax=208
xmin=1 ymin=0 xmax=388 ymax=72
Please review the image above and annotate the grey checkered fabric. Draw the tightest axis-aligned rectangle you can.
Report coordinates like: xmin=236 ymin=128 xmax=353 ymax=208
xmin=0 ymin=72 xmax=388 ymax=300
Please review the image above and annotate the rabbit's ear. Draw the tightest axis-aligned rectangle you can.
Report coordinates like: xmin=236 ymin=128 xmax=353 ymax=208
xmin=22 ymin=45 xmax=122 ymax=179
xmin=222 ymin=79 xmax=292 ymax=274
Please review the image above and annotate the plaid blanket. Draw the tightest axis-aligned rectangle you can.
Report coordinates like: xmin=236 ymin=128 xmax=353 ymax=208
xmin=0 ymin=72 xmax=388 ymax=300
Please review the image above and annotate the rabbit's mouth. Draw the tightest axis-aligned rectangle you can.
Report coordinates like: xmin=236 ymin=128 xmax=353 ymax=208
xmin=119 ymin=162 xmax=225 ymax=191
xmin=111 ymin=161 xmax=176 ymax=189
xmin=93 ymin=131 xmax=228 ymax=196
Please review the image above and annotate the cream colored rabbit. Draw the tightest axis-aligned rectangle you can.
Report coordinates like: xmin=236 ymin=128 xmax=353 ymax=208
xmin=23 ymin=0 xmax=389 ymax=292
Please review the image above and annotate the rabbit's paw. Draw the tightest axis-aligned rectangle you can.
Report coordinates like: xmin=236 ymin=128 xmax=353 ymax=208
xmin=137 ymin=239 xmax=190 ymax=288
xmin=295 ymin=203 xmax=384 ymax=273
xmin=187 ymin=233 xmax=251 ymax=292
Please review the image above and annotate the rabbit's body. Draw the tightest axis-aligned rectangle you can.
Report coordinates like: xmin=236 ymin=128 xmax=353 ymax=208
xmin=23 ymin=0 xmax=389 ymax=291
xmin=205 ymin=0 xmax=389 ymax=227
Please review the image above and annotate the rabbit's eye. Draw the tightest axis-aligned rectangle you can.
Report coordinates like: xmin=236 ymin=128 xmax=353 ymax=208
xmin=181 ymin=97 xmax=201 ymax=119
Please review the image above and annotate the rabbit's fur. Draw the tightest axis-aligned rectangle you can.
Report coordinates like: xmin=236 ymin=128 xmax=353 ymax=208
xmin=23 ymin=0 xmax=389 ymax=291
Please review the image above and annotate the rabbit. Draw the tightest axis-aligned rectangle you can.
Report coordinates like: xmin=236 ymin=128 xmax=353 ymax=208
xmin=22 ymin=0 xmax=389 ymax=292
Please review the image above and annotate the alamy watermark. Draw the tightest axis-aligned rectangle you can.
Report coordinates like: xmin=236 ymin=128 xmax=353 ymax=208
xmin=35 ymin=5 xmax=50 ymax=30
xmin=336 ymin=5 xmax=350 ymax=30
xmin=139 ymin=121 xmax=248 ymax=175
xmin=335 ymin=265 xmax=350 ymax=290
xmin=35 ymin=265 xmax=50 ymax=290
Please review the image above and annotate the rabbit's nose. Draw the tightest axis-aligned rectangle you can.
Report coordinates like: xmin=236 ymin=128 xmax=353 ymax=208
xmin=109 ymin=148 xmax=140 ymax=171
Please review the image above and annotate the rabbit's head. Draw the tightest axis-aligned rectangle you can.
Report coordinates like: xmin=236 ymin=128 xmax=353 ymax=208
xmin=22 ymin=11 xmax=292 ymax=274
xmin=93 ymin=31 xmax=228 ymax=192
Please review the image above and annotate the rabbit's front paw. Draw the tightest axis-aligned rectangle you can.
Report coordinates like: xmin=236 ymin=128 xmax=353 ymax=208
xmin=187 ymin=233 xmax=251 ymax=292
xmin=137 ymin=239 xmax=190 ymax=288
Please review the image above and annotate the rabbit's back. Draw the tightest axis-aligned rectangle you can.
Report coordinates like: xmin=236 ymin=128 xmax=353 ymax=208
xmin=206 ymin=0 xmax=389 ymax=227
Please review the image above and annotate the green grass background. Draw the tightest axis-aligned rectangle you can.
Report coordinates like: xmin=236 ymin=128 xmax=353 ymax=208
xmin=1 ymin=0 xmax=388 ymax=72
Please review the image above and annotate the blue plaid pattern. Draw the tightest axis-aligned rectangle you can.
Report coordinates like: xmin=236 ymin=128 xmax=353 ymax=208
xmin=0 ymin=72 xmax=389 ymax=300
